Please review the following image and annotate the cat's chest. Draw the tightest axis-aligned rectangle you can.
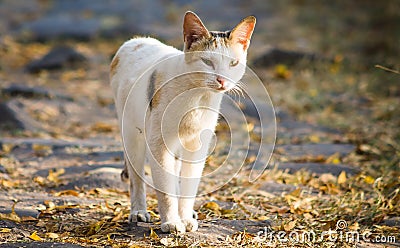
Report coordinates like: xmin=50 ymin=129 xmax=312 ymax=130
xmin=178 ymin=93 xmax=222 ymax=136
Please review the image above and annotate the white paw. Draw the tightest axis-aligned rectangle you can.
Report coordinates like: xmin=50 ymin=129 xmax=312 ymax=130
xmin=182 ymin=218 xmax=198 ymax=232
xmin=160 ymin=221 xmax=186 ymax=233
xmin=129 ymin=210 xmax=151 ymax=223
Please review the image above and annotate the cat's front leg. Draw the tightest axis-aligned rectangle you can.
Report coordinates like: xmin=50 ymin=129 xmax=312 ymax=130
xmin=149 ymin=139 xmax=185 ymax=233
xmin=178 ymin=144 xmax=207 ymax=232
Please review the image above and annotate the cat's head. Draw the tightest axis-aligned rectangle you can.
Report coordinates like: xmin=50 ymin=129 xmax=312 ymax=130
xmin=183 ymin=11 xmax=256 ymax=92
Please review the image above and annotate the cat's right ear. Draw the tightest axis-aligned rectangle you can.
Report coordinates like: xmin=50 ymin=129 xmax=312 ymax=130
xmin=183 ymin=11 xmax=210 ymax=51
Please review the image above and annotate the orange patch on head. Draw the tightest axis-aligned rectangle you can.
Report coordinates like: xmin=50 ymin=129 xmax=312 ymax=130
xmin=110 ymin=55 xmax=119 ymax=77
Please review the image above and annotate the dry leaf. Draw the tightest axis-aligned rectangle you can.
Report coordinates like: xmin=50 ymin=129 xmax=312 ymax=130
xmin=29 ymin=231 xmax=42 ymax=241
xmin=0 ymin=228 xmax=11 ymax=233
xmin=283 ymin=220 xmax=297 ymax=231
xmin=364 ymin=176 xmax=375 ymax=184
xmin=54 ymin=190 xmax=80 ymax=197
xmin=160 ymin=237 xmax=174 ymax=246
xmin=46 ymin=232 xmax=59 ymax=239
xmin=274 ymin=64 xmax=292 ymax=79
xmin=202 ymin=202 xmax=221 ymax=212
xmin=149 ymin=228 xmax=159 ymax=241
xmin=1 ymin=144 xmax=14 ymax=154
xmin=326 ymin=152 xmax=341 ymax=164
xmin=91 ymin=122 xmax=114 ymax=132
xmin=47 ymin=168 xmax=65 ymax=184
xmin=32 ymin=144 xmax=52 ymax=157
xmin=0 ymin=202 xmax=21 ymax=223
xmin=337 ymin=171 xmax=347 ymax=184
xmin=309 ymin=134 xmax=320 ymax=143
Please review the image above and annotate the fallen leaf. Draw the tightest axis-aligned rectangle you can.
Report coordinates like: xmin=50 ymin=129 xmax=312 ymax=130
xmin=29 ymin=231 xmax=42 ymax=241
xmin=149 ymin=228 xmax=159 ymax=241
xmin=309 ymin=134 xmax=320 ymax=143
xmin=0 ymin=202 xmax=21 ymax=223
xmin=91 ymin=122 xmax=114 ymax=132
xmin=0 ymin=228 xmax=11 ymax=233
xmin=326 ymin=152 xmax=341 ymax=164
xmin=337 ymin=171 xmax=347 ymax=184
xmin=364 ymin=176 xmax=375 ymax=184
xmin=202 ymin=202 xmax=221 ymax=212
xmin=283 ymin=220 xmax=297 ymax=231
xmin=32 ymin=144 xmax=52 ymax=157
xmin=274 ymin=64 xmax=292 ymax=79
xmin=46 ymin=232 xmax=59 ymax=239
xmin=160 ymin=237 xmax=174 ymax=246
xmin=54 ymin=190 xmax=80 ymax=197
xmin=1 ymin=144 xmax=14 ymax=154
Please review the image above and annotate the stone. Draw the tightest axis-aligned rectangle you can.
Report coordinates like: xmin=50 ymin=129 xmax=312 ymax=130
xmin=2 ymin=84 xmax=73 ymax=101
xmin=25 ymin=45 xmax=87 ymax=73
xmin=277 ymin=143 xmax=355 ymax=160
xmin=0 ymin=100 xmax=42 ymax=131
xmin=278 ymin=162 xmax=359 ymax=176
xmin=252 ymin=48 xmax=332 ymax=67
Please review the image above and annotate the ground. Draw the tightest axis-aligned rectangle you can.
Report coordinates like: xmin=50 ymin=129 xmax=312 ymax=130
xmin=0 ymin=1 xmax=399 ymax=247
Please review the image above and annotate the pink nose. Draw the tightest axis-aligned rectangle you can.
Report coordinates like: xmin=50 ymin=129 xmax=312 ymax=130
xmin=217 ymin=77 xmax=225 ymax=88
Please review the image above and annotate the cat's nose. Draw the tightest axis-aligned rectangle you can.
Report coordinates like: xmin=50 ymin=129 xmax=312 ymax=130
xmin=216 ymin=76 xmax=225 ymax=89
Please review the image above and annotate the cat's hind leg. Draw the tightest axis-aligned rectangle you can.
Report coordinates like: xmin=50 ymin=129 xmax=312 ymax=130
xmin=124 ymin=132 xmax=150 ymax=223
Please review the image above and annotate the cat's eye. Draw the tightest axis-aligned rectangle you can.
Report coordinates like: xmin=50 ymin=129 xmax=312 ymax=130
xmin=230 ymin=60 xmax=239 ymax=67
xmin=201 ymin=58 xmax=214 ymax=69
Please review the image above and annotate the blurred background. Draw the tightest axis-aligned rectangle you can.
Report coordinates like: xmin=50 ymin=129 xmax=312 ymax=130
xmin=0 ymin=1 xmax=399 ymax=245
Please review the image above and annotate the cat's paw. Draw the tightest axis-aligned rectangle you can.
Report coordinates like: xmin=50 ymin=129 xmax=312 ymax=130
xmin=129 ymin=210 xmax=151 ymax=223
xmin=160 ymin=221 xmax=186 ymax=233
xmin=182 ymin=218 xmax=198 ymax=232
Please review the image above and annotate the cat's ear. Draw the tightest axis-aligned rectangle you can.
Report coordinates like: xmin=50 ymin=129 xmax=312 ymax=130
xmin=183 ymin=11 xmax=210 ymax=51
xmin=229 ymin=16 xmax=256 ymax=51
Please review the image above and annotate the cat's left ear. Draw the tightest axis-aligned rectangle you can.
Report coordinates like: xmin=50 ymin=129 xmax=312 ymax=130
xmin=183 ymin=11 xmax=210 ymax=51
xmin=229 ymin=16 xmax=256 ymax=51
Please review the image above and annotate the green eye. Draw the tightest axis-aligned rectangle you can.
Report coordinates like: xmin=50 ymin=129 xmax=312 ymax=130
xmin=201 ymin=58 xmax=214 ymax=68
xmin=230 ymin=60 xmax=239 ymax=67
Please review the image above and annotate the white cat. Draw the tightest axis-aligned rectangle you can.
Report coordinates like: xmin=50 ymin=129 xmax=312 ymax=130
xmin=110 ymin=11 xmax=255 ymax=233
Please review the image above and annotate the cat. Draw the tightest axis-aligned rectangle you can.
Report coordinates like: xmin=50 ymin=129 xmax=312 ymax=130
xmin=110 ymin=11 xmax=255 ymax=233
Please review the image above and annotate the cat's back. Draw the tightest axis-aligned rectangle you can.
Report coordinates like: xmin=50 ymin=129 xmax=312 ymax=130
xmin=111 ymin=37 xmax=180 ymax=81
xmin=110 ymin=37 xmax=181 ymax=119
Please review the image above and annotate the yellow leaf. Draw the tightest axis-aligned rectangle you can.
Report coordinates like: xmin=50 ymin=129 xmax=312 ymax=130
xmin=309 ymin=89 xmax=318 ymax=97
xmin=0 ymin=228 xmax=11 ymax=233
xmin=0 ymin=202 xmax=21 ymax=223
xmin=202 ymin=202 xmax=221 ymax=212
xmin=274 ymin=64 xmax=292 ymax=79
xmin=337 ymin=171 xmax=347 ymax=184
xmin=243 ymin=123 xmax=254 ymax=132
xmin=149 ymin=227 xmax=159 ymax=241
xmin=256 ymin=215 xmax=269 ymax=221
xmin=2 ymin=144 xmax=14 ymax=154
xmin=283 ymin=220 xmax=297 ymax=231
xmin=32 ymin=144 xmax=52 ymax=156
xmin=326 ymin=152 xmax=341 ymax=164
xmin=46 ymin=232 xmax=59 ymax=239
xmin=47 ymin=168 xmax=65 ymax=183
xmin=29 ymin=231 xmax=42 ymax=241
xmin=364 ymin=176 xmax=375 ymax=184
xmin=54 ymin=190 xmax=80 ymax=197
xmin=91 ymin=122 xmax=114 ymax=132
xmin=309 ymin=135 xmax=320 ymax=143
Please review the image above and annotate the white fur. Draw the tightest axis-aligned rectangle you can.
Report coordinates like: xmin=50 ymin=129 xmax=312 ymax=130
xmin=111 ymin=34 xmax=248 ymax=233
